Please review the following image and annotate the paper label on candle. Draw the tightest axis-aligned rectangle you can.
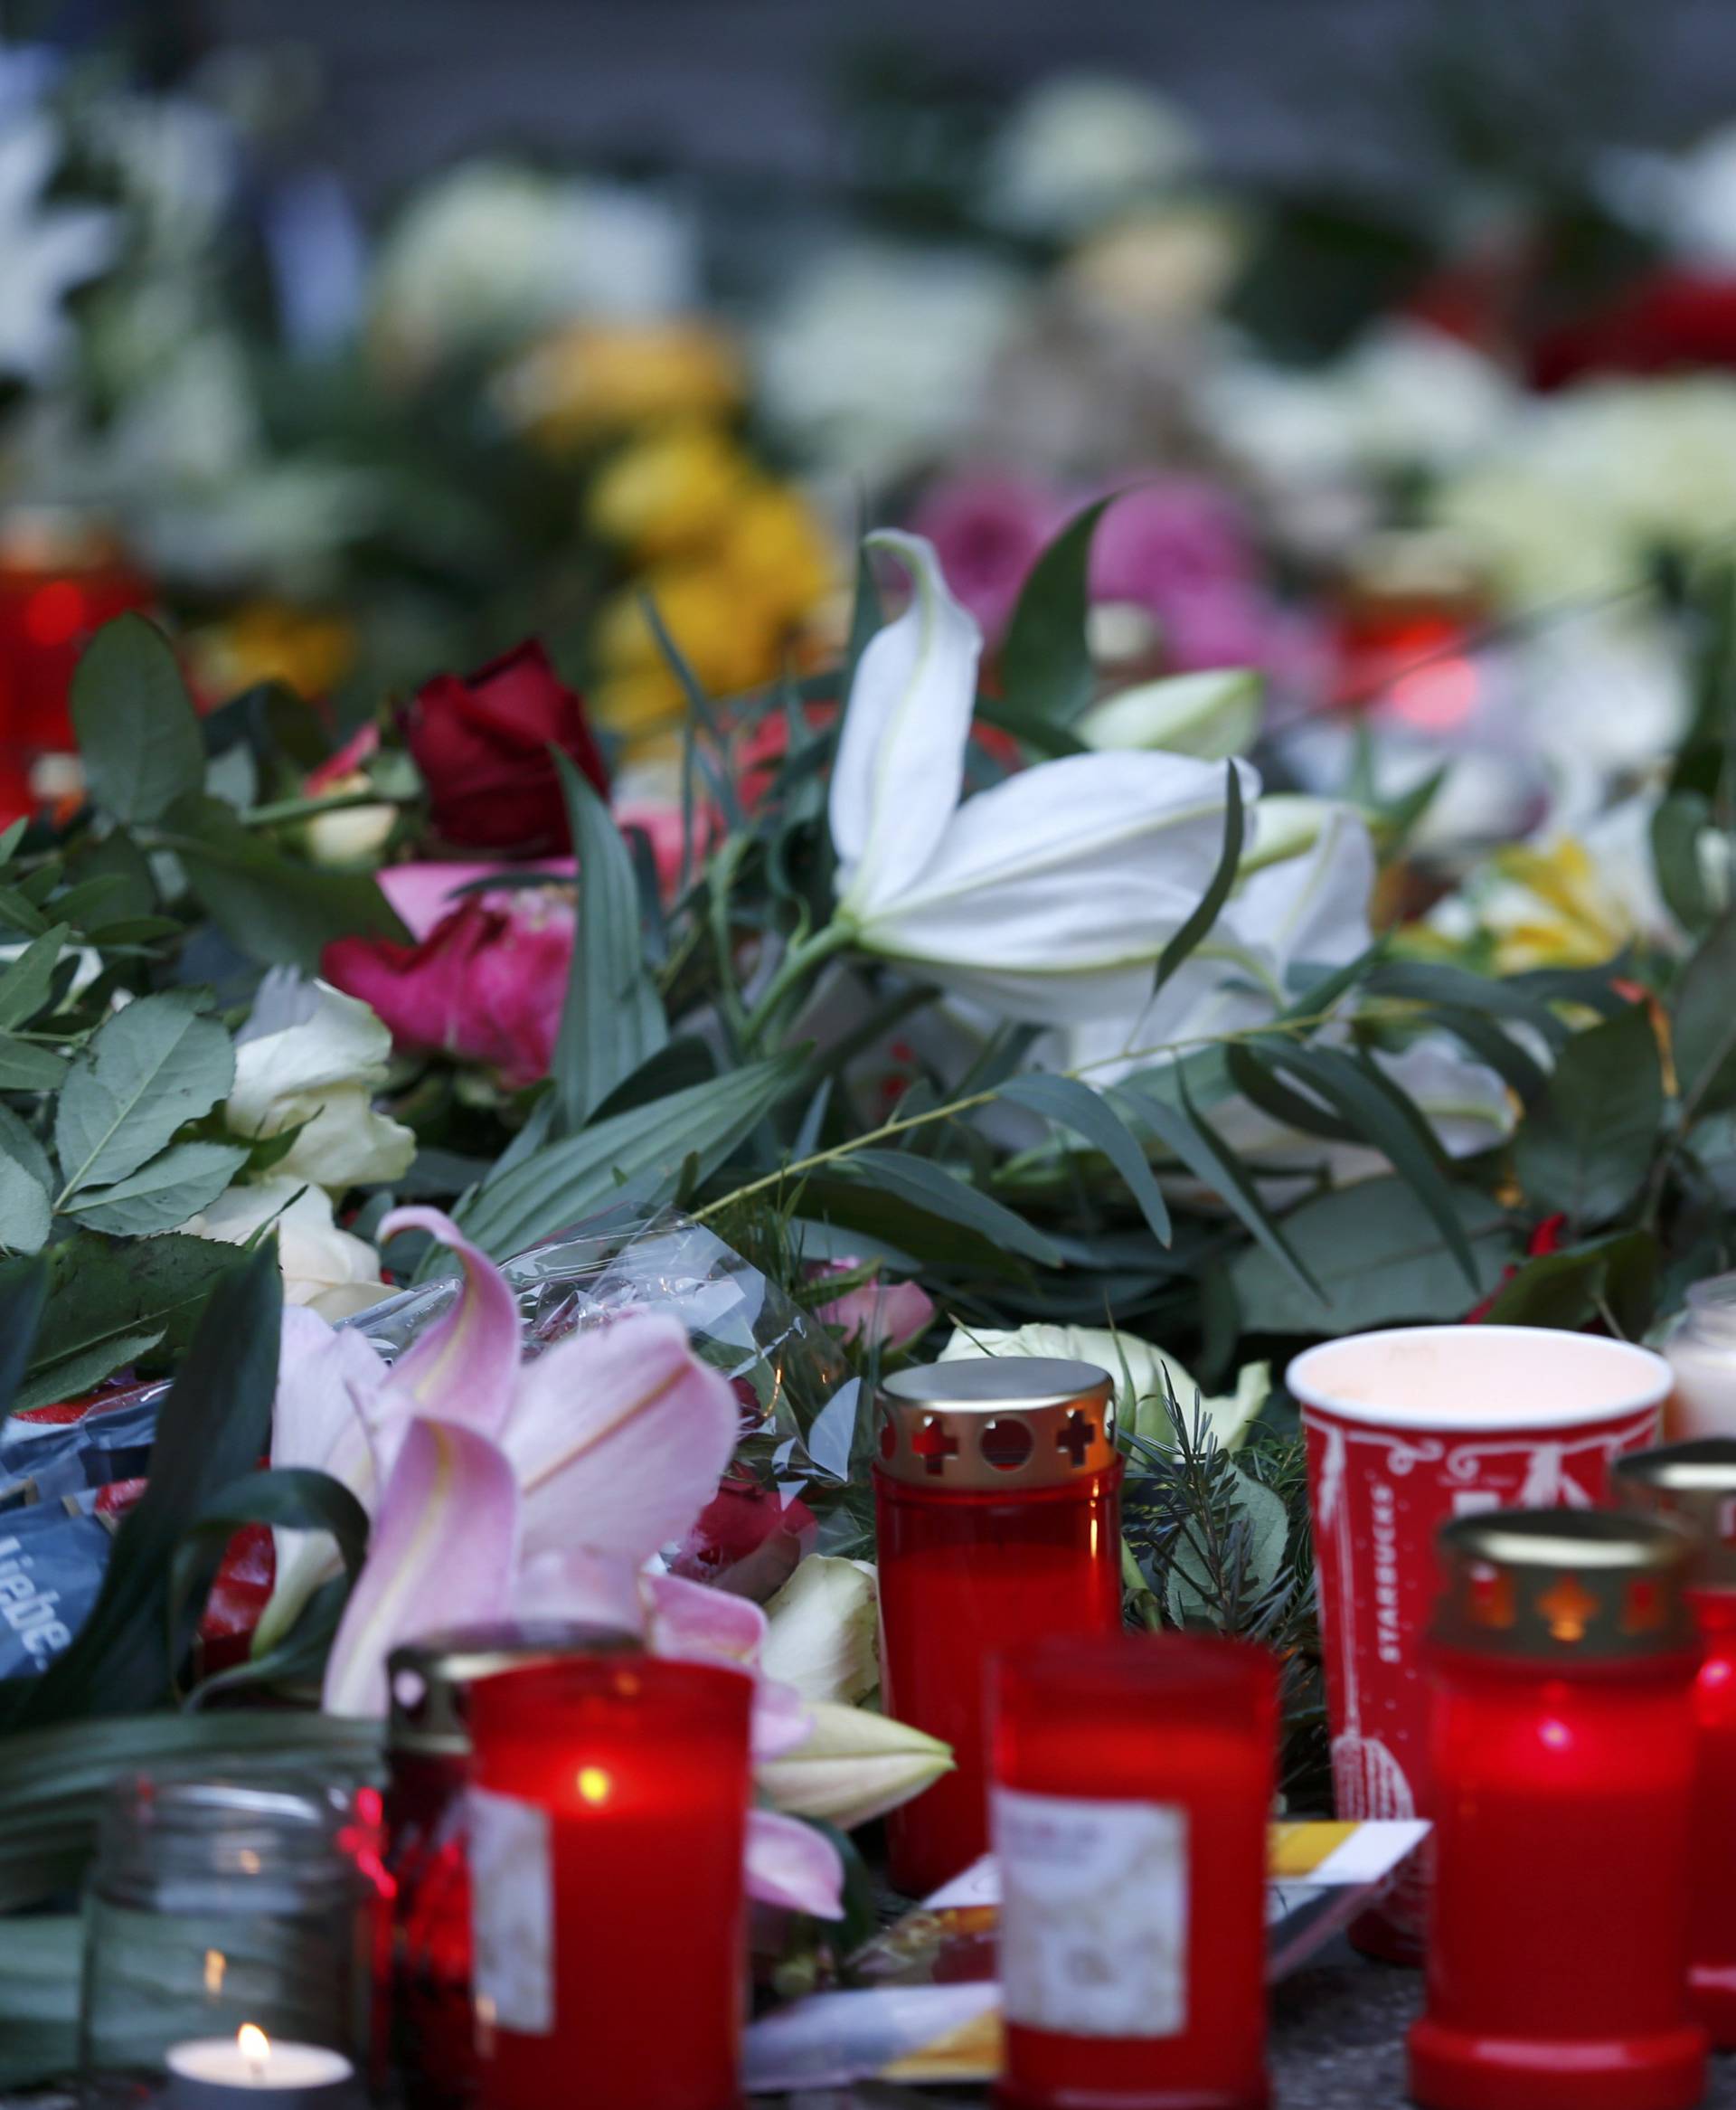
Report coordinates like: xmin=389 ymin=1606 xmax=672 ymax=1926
xmin=992 ymin=1788 xmax=1187 ymax=2038
xmin=468 ymin=1786 xmax=553 ymax=2036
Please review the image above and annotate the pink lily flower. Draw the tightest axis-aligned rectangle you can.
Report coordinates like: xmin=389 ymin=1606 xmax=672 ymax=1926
xmin=811 ymin=1262 xmax=936 ymax=1352
xmin=291 ymin=1205 xmax=843 ymax=1919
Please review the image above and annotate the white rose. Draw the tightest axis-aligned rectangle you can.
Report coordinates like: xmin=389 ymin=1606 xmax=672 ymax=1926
xmin=230 ymin=972 xmax=414 ymax=1192
xmin=180 ymin=1176 xmax=390 ymax=1322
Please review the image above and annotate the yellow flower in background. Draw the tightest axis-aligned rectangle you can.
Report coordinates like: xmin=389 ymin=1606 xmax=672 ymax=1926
xmin=194 ymin=601 xmax=358 ymax=702
xmin=588 ymin=423 xmax=751 ymax=556
xmin=498 ymin=319 xmax=746 ymax=449
xmin=715 ymin=482 xmax=836 ymax=626
xmin=592 ymin=667 xmax=689 ymax=741
xmin=1426 ymin=824 xmax=1664 ymax=976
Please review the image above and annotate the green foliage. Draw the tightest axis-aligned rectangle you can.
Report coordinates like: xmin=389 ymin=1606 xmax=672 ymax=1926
xmin=998 ymin=495 xmax=1118 ymax=725
xmin=69 ymin=613 xmax=204 ymax=826
xmin=1511 ymin=1003 xmax=1663 ymax=1229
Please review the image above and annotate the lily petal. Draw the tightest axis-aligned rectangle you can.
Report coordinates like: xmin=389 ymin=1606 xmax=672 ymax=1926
xmin=760 ymin=1556 xmax=881 ymax=1706
xmin=1079 ymin=667 xmax=1264 ymax=760
xmin=378 ymin=1206 xmax=521 ymax=1433
xmin=511 ymin=1546 xmax=650 ymax=1637
xmin=647 ymin=1571 xmax=768 ymax=1667
xmin=832 ymin=530 xmax=981 ymax=921
xmin=322 ymin=1416 xmax=520 ymax=1717
xmin=757 ymin=1700 xmax=954 ymax=1829
xmin=743 ymin=1808 xmax=845 ymax=1920
xmin=505 ymin=1312 xmax=738 ymax=1564
xmin=816 ymin=1277 xmax=936 ymax=1352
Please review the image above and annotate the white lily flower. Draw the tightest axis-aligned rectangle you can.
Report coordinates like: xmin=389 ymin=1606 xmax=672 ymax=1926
xmin=939 ymin=1321 xmax=1268 ymax=1452
xmin=830 ymin=531 xmax=1259 ymax=1026
xmin=755 ymin=1700 xmax=954 ymax=1830
xmin=1077 ymin=668 xmax=1263 ymax=761
xmin=230 ymin=972 xmax=415 ymax=1192
xmin=761 ymin=1556 xmax=880 ymax=1706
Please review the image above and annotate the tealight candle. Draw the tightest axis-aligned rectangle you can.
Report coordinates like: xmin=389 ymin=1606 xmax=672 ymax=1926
xmin=165 ymin=2026 xmax=357 ymax=2110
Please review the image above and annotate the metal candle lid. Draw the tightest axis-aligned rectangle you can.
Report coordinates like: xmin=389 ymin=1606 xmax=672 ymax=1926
xmin=1615 ymin=1439 xmax=1736 ymax=1589
xmin=387 ymin=1620 xmax=640 ymax=1756
xmin=1432 ymin=1509 xmax=1695 ymax=1662
xmin=875 ymin=1356 xmax=1117 ymax=1492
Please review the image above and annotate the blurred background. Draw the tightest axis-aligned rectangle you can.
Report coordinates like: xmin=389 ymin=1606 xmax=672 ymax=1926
xmin=5 ymin=0 xmax=1736 ymax=911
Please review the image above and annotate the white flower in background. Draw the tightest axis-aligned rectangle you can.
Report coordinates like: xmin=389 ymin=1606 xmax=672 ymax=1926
xmin=1430 ymin=377 xmax=1736 ymax=610
xmin=0 ymin=114 xmax=118 ymax=383
xmin=1205 ymin=322 xmax=1518 ymax=488
xmin=1061 ymin=203 xmax=1248 ymax=328
xmin=985 ymin=72 xmax=1202 ymax=236
xmin=1077 ymin=668 xmax=1263 ymax=761
xmin=371 ymin=163 xmax=696 ymax=376
xmin=939 ymin=1321 xmax=1269 ymax=1452
xmin=181 ymin=1176 xmax=388 ymax=1322
xmin=760 ymin=1556 xmax=880 ymax=1707
xmin=1600 ymin=124 xmax=1736 ymax=265
xmin=756 ymin=243 xmax=1025 ymax=481
xmin=1507 ymin=614 xmax=1689 ymax=828
xmin=229 ymin=973 xmax=414 ymax=1191
xmin=829 ymin=531 xmax=1256 ymax=1025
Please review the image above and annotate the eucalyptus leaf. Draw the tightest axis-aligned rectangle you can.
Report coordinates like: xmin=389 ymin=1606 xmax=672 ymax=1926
xmin=1152 ymin=762 xmax=1244 ymax=995
xmin=552 ymin=752 xmax=667 ymax=1130
xmin=998 ymin=1072 xmax=1171 ymax=1244
xmin=835 ymin=1150 xmax=1064 ymax=1265
xmin=1229 ymin=1177 xmax=1511 ymax=1336
xmin=54 ymin=991 xmax=234 ymax=1201
xmin=65 ymin=1139 xmax=249 ymax=1236
xmin=999 ymin=495 xmax=1118 ymax=726
xmin=70 ymin=613 xmax=204 ymax=825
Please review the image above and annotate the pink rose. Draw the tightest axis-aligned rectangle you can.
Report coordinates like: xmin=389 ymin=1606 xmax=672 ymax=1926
xmin=323 ymin=893 xmax=573 ymax=1089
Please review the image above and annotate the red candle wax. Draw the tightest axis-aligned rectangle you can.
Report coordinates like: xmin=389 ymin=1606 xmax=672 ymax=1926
xmin=992 ymin=1632 xmax=1276 ymax=2110
xmin=1410 ymin=1510 xmax=1706 ymax=2110
xmin=466 ymin=1652 xmax=752 ymax=2110
xmin=873 ymin=1358 xmax=1124 ymax=1898
xmin=1615 ymin=1438 xmax=1736 ymax=2046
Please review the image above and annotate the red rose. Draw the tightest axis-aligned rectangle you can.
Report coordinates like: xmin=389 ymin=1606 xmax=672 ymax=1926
xmin=1529 ymin=271 xmax=1736 ymax=391
xmin=324 ymin=893 xmax=573 ymax=1089
xmin=402 ymin=639 xmax=608 ymax=853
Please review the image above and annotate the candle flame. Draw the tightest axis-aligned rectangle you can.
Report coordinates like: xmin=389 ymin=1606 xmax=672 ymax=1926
xmin=238 ymin=2025 xmax=270 ymax=2077
xmin=576 ymin=1765 xmax=611 ymax=1807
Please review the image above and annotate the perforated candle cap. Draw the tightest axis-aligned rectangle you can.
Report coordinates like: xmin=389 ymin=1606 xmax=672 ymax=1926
xmin=1432 ymin=1509 xmax=1696 ymax=1662
xmin=1615 ymin=1438 xmax=1736 ymax=1588
xmin=876 ymin=1356 xmax=1117 ymax=1490
xmin=387 ymin=1620 xmax=641 ymax=1756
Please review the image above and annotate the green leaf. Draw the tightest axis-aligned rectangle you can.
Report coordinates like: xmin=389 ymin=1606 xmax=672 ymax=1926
xmin=1482 ymin=1230 xmax=1659 ymax=1337
xmin=0 ymin=1149 xmax=50 ymax=1254
xmin=0 ymin=1256 xmax=48 ymax=1417
xmin=1167 ymin=1467 xmax=1288 ymax=1626
xmin=0 ymin=1915 xmax=78 ymax=2086
xmin=64 ymin=1139 xmax=249 ymax=1236
xmin=70 ymin=613 xmax=204 ymax=825
xmin=1152 ymin=762 xmax=1244 ymax=994
xmin=1674 ymin=914 xmax=1736 ymax=1119
xmin=0 ymin=885 xmax=48 ymax=939
xmin=161 ymin=791 xmax=409 ymax=970
xmin=0 ymin=923 xmax=67 ymax=1031
xmin=1513 ymin=1004 xmax=1662 ymax=1229
xmin=0 ymin=1036 xmax=66 ymax=1091
xmin=999 ymin=496 xmax=1118 ymax=725
xmin=15 ymin=1233 xmax=250 ymax=1415
xmin=2 ymin=1242 xmax=282 ymax=1728
xmin=1229 ymin=1178 xmax=1512 ymax=1336
xmin=1363 ymin=959 xmax=1571 ymax=1046
xmin=835 ymin=1150 xmax=1064 ymax=1265
xmin=54 ymin=991 xmax=234 ymax=1200
xmin=552 ymin=753 xmax=667 ymax=1131
xmin=460 ymin=1054 xmax=802 ymax=1257
xmin=1653 ymin=792 xmax=1718 ymax=935
xmin=998 ymin=1073 xmax=1171 ymax=1244
xmin=0 ymin=1102 xmax=51 ymax=1190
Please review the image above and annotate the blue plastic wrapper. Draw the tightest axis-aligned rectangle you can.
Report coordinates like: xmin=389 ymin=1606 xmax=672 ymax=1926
xmin=0 ymin=1387 xmax=163 ymax=1512
xmin=0 ymin=1498 xmax=115 ymax=1676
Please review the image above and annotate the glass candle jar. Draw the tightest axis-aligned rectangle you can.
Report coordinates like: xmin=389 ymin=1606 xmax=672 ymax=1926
xmin=1409 ymin=1511 xmax=1707 ymax=2110
xmin=384 ymin=1622 xmax=638 ymax=2110
xmin=1616 ymin=1438 xmax=1736 ymax=2047
xmin=993 ymin=1632 xmax=1277 ymax=2110
xmin=465 ymin=1651 xmax=753 ymax=2110
xmin=873 ymin=1358 xmax=1124 ymax=1899
xmin=79 ymin=1770 xmax=382 ymax=2104
xmin=1662 ymin=1274 xmax=1736 ymax=1439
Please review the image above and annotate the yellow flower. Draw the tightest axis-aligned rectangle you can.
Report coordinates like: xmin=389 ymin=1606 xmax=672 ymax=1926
xmin=1469 ymin=840 xmax=1637 ymax=973
xmin=714 ymin=482 xmax=836 ymax=624
xmin=595 ymin=563 xmax=781 ymax=698
xmin=590 ymin=667 xmax=688 ymax=742
xmin=588 ymin=424 xmax=751 ymax=556
xmin=195 ymin=601 xmax=357 ymax=702
xmin=498 ymin=320 xmax=745 ymax=448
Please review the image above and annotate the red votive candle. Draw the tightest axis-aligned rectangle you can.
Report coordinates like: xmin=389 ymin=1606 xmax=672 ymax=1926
xmin=873 ymin=1358 xmax=1124 ymax=1898
xmin=992 ymin=1632 xmax=1277 ymax=2110
xmin=465 ymin=1651 xmax=753 ymax=2110
xmin=1616 ymin=1438 xmax=1736 ymax=2047
xmin=1409 ymin=1510 xmax=1706 ymax=2110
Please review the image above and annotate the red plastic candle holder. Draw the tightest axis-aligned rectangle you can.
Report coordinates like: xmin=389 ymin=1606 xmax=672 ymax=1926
xmin=873 ymin=1358 xmax=1124 ymax=1898
xmin=1617 ymin=1438 xmax=1736 ymax=2047
xmin=1409 ymin=1510 xmax=1707 ymax=2110
xmin=465 ymin=1651 xmax=753 ymax=2110
xmin=992 ymin=1632 xmax=1277 ymax=2110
